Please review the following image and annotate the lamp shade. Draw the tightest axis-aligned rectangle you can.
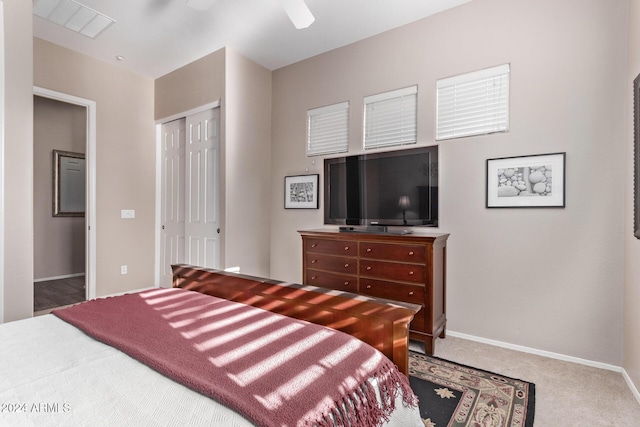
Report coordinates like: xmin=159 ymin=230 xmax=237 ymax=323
xmin=398 ymin=196 xmax=411 ymax=209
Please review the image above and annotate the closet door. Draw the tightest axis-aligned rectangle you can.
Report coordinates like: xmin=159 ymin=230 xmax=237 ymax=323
xmin=160 ymin=118 xmax=186 ymax=287
xmin=185 ymin=108 xmax=221 ymax=270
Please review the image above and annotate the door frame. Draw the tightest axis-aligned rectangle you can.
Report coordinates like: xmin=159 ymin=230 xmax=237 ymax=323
xmin=155 ymin=100 xmax=221 ymax=287
xmin=33 ymin=86 xmax=97 ymax=301
xmin=0 ymin=1 xmax=5 ymax=321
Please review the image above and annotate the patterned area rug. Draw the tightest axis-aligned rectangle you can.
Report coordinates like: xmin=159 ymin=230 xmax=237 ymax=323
xmin=408 ymin=351 xmax=535 ymax=427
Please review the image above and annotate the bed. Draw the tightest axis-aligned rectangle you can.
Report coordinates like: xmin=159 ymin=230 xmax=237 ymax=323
xmin=0 ymin=264 xmax=423 ymax=426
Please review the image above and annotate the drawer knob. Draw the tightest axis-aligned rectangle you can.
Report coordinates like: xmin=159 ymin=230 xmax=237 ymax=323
xmin=344 ymin=246 xmax=350 ymax=251
xmin=344 ymin=281 xmax=350 ymax=286
xmin=366 ymin=266 xmax=372 ymax=271
xmin=311 ymin=276 xmax=317 ymax=280
xmin=366 ymin=248 xmax=372 ymax=253
xmin=408 ymin=251 xmax=414 ymax=256
xmin=408 ymin=291 xmax=414 ymax=296
xmin=311 ymin=259 xmax=317 ymax=264
xmin=344 ymin=263 xmax=350 ymax=268
xmin=311 ymin=243 xmax=317 ymax=248
xmin=408 ymin=271 xmax=414 ymax=275
xmin=366 ymin=285 xmax=372 ymax=289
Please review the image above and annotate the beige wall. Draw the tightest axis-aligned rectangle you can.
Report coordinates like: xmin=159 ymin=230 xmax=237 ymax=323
xmin=34 ymin=38 xmax=156 ymax=297
xmin=154 ymin=48 xmax=225 ymax=121
xmin=2 ymin=0 xmax=34 ymax=321
xmin=224 ymin=50 xmax=272 ymax=276
xmin=271 ymin=0 xmax=628 ymax=365
xmin=625 ymin=0 xmax=640 ymax=398
xmin=33 ymin=96 xmax=86 ymax=280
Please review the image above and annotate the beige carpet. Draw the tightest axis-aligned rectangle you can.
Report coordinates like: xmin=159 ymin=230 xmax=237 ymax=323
xmin=411 ymin=336 xmax=640 ymax=427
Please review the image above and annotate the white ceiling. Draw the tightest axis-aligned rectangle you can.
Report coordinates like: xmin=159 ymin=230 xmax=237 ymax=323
xmin=33 ymin=0 xmax=471 ymax=79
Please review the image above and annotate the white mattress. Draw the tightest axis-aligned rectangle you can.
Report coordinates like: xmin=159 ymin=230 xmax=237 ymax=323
xmin=0 ymin=315 xmax=422 ymax=426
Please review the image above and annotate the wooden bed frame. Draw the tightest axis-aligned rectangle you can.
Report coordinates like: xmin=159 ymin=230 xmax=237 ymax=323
xmin=172 ymin=264 xmax=421 ymax=375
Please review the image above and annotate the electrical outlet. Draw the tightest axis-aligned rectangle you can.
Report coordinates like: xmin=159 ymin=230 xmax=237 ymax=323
xmin=121 ymin=265 xmax=127 ymax=275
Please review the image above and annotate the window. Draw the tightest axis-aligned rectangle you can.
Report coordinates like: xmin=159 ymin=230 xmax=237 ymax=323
xmin=307 ymin=102 xmax=349 ymax=156
xmin=363 ymin=86 xmax=417 ymax=150
xmin=436 ymin=64 xmax=510 ymax=140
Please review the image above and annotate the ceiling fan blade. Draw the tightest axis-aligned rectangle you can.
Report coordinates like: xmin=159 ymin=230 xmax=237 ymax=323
xmin=186 ymin=0 xmax=217 ymax=11
xmin=279 ymin=0 xmax=315 ymax=29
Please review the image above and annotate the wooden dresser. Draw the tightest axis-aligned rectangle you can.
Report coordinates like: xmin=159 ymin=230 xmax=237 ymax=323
xmin=299 ymin=229 xmax=449 ymax=354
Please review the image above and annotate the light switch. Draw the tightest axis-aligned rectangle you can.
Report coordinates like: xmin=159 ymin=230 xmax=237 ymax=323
xmin=121 ymin=209 xmax=135 ymax=219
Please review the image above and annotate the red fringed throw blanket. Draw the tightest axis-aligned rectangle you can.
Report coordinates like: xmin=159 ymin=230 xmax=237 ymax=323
xmin=54 ymin=288 xmax=417 ymax=427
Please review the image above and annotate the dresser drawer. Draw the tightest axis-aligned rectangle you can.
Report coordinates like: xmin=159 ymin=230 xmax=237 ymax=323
xmin=360 ymin=260 xmax=425 ymax=284
xmin=306 ymin=253 xmax=357 ymax=275
xmin=359 ymin=278 xmax=425 ymax=305
xmin=360 ymin=242 xmax=426 ymax=263
xmin=305 ymin=270 xmax=357 ymax=293
xmin=305 ymin=238 xmax=357 ymax=256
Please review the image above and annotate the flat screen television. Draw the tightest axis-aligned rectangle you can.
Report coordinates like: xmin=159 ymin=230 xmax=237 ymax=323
xmin=324 ymin=145 xmax=438 ymax=227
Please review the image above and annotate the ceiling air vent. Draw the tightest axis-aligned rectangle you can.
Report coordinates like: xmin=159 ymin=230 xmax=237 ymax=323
xmin=33 ymin=0 xmax=115 ymax=39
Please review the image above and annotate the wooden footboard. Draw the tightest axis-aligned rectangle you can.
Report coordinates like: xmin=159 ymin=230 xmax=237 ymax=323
xmin=172 ymin=264 xmax=420 ymax=375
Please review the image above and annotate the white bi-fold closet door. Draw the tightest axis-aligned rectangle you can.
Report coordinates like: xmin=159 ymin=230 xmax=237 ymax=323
xmin=160 ymin=108 xmax=221 ymax=287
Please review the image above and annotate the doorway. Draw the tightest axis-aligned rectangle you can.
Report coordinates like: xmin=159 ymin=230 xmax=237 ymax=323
xmin=158 ymin=107 xmax=221 ymax=287
xmin=33 ymin=87 xmax=96 ymax=312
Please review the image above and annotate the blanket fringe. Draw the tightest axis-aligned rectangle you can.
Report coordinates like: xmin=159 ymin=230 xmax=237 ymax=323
xmin=314 ymin=362 xmax=418 ymax=427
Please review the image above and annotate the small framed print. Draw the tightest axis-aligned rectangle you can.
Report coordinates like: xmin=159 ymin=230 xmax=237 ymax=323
xmin=284 ymin=174 xmax=319 ymax=209
xmin=486 ymin=152 xmax=566 ymax=208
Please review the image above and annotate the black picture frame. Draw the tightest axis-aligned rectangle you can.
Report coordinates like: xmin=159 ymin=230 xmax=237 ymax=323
xmin=486 ymin=152 xmax=566 ymax=208
xmin=284 ymin=174 xmax=319 ymax=209
xmin=634 ymin=73 xmax=640 ymax=238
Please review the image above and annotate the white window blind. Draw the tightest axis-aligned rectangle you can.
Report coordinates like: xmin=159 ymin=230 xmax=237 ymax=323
xmin=363 ymin=86 xmax=417 ymax=150
xmin=307 ymin=102 xmax=349 ymax=156
xmin=436 ymin=64 xmax=510 ymax=140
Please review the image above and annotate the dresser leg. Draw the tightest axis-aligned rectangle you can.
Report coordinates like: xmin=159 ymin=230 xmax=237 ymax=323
xmin=424 ymin=337 xmax=435 ymax=355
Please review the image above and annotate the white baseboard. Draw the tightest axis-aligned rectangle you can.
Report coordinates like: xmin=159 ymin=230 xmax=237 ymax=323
xmin=446 ymin=331 xmax=640 ymax=404
xmin=447 ymin=331 xmax=640 ymax=403
xmin=102 ymin=287 xmax=156 ymax=298
xmin=622 ymin=368 xmax=640 ymax=406
xmin=446 ymin=330 xmax=622 ymax=372
xmin=34 ymin=273 xmax=85 ymax=283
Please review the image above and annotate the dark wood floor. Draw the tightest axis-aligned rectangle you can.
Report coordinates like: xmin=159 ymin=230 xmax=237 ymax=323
xmin=34 ymin=276 xmax=86 ymax=312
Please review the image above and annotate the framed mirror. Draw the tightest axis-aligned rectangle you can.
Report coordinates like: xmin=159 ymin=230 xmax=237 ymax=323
xmin=53 ymin=150 xmax=85 ymax=217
